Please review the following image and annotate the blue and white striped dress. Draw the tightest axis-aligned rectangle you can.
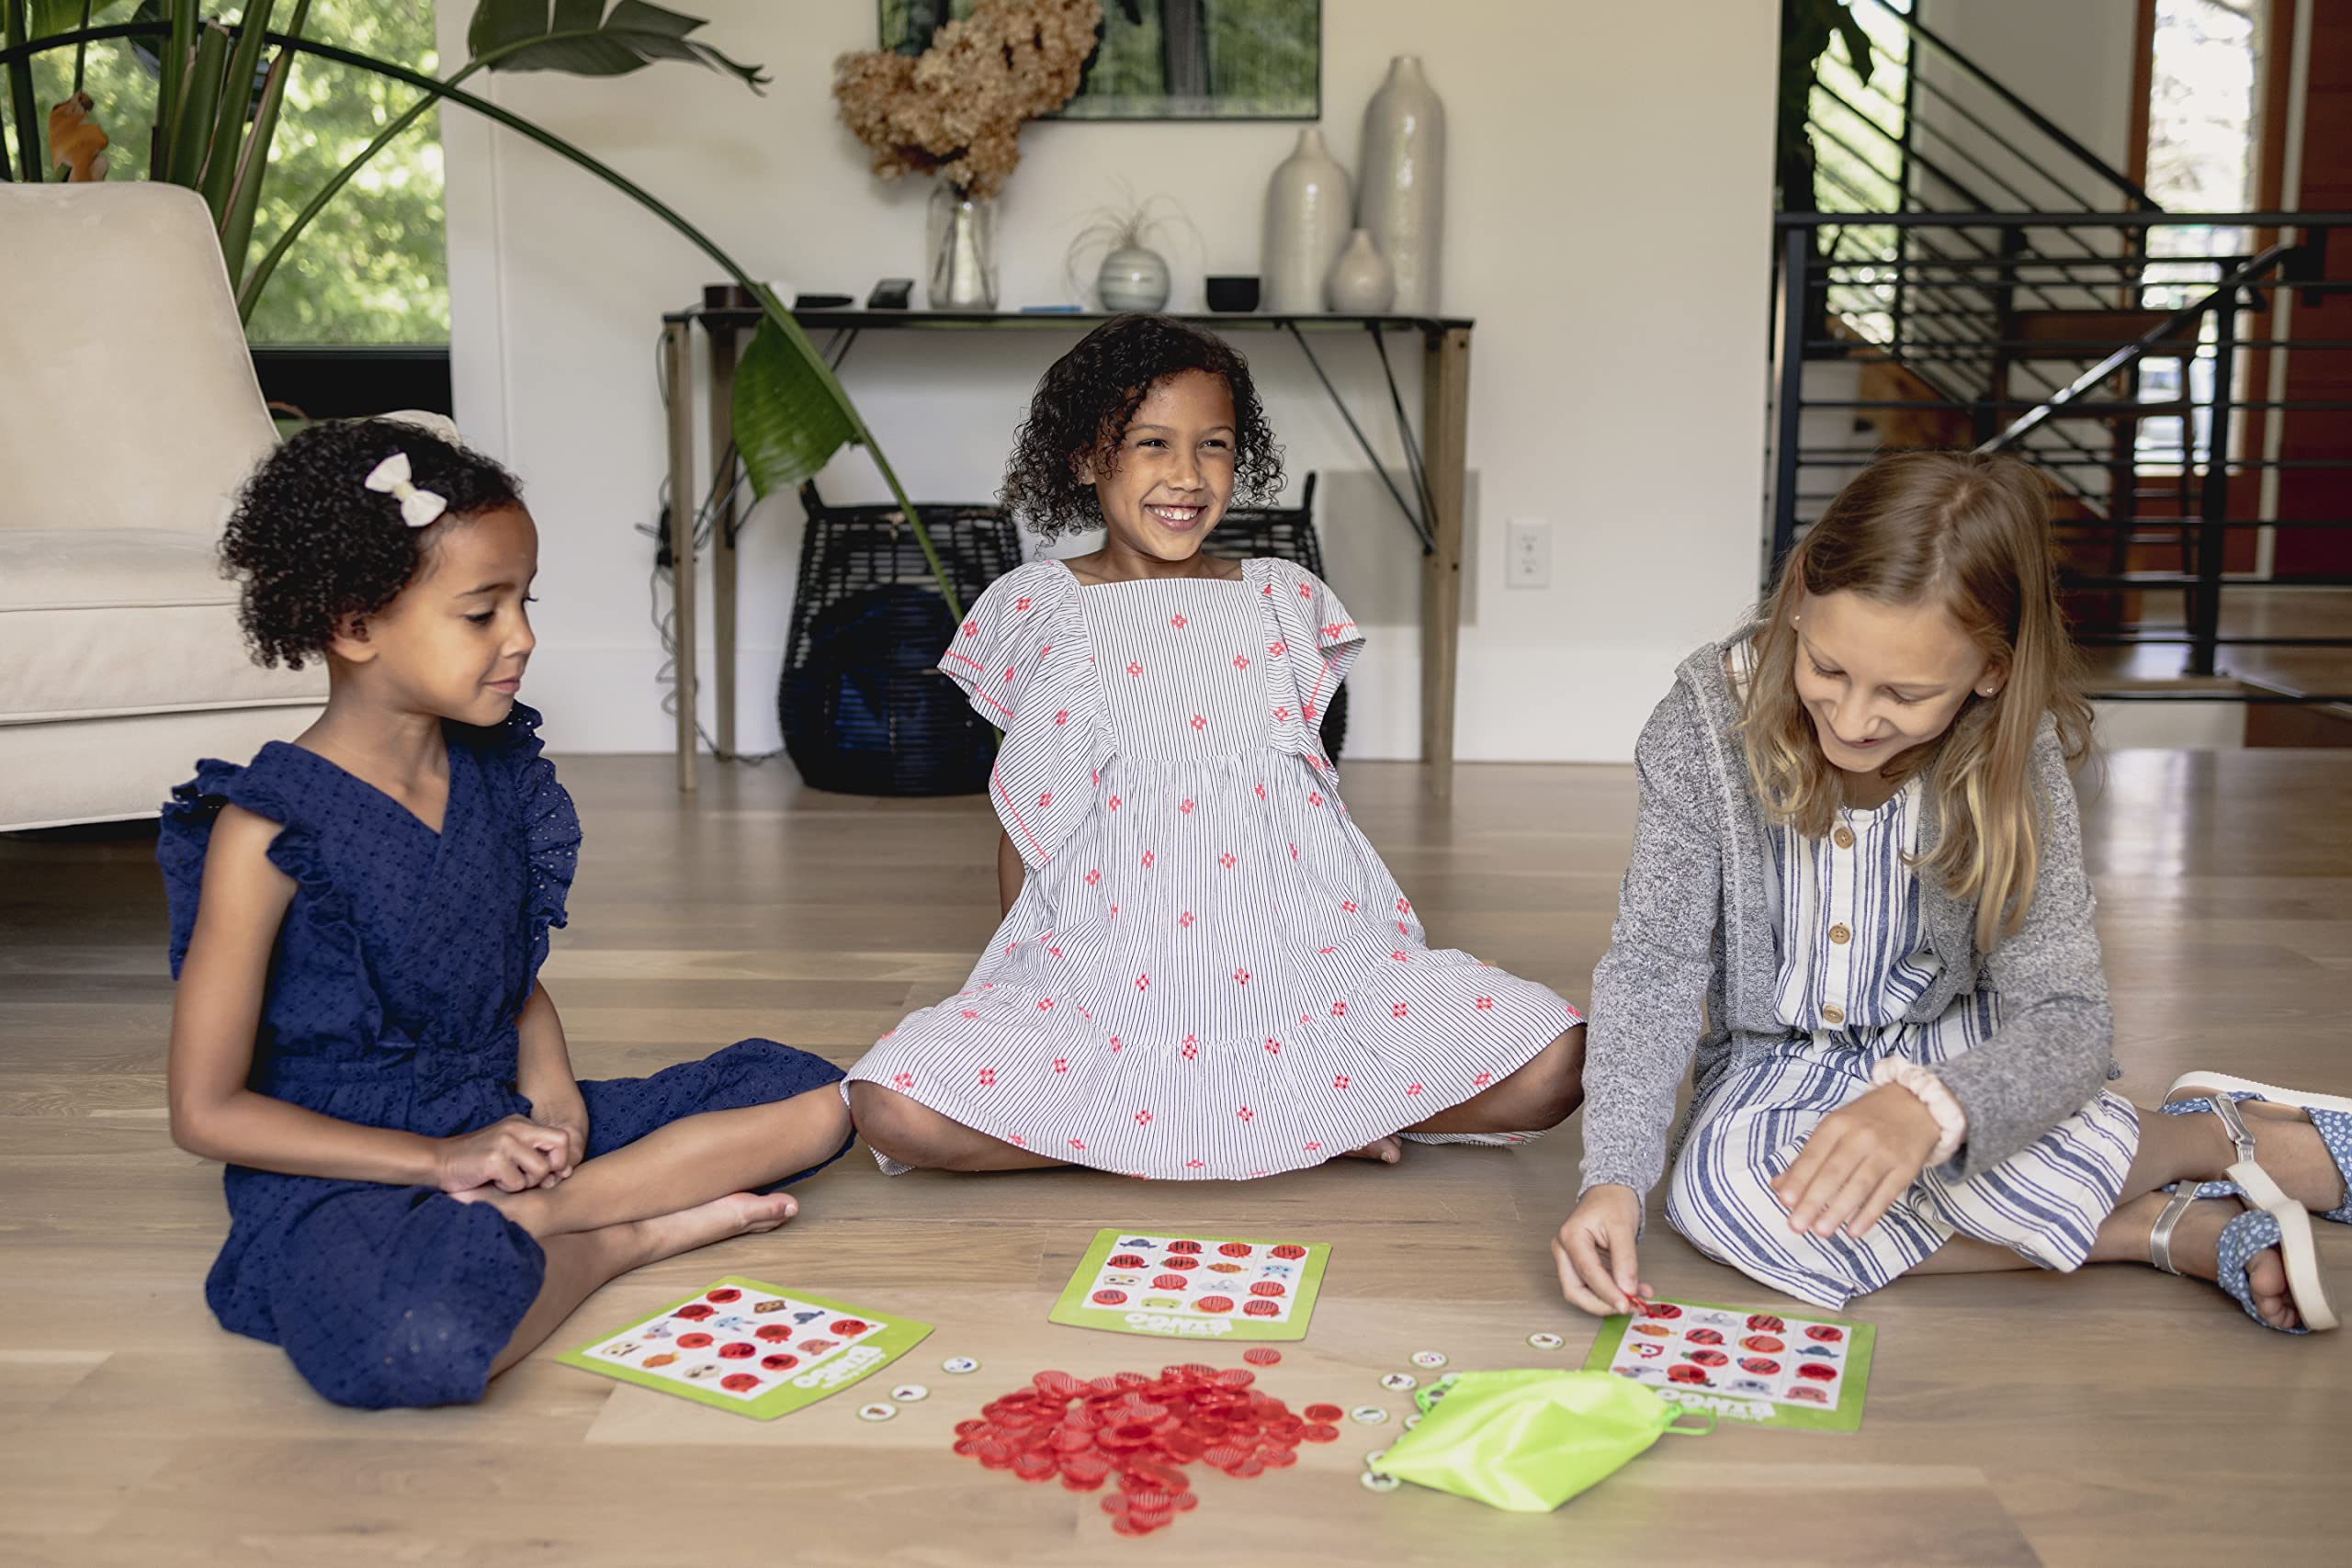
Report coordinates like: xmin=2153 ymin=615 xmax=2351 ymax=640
xmin=844 ymin=557 xmax=1577 ymax=1179
xmin=1662 ymin=776 xmax=2140 ymax=1309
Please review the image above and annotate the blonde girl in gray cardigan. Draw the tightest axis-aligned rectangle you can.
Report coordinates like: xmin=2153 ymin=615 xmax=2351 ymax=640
xmin=1556 ymin=453 xmax=2350 ymax=1335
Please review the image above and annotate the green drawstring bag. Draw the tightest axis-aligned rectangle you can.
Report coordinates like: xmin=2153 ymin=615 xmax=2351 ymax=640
xmin=1371 ymin=1370 xmax=1711 ymax=1512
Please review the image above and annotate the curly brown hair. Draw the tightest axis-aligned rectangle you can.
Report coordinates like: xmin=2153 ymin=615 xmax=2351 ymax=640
xmin=1001 ymin=314 xmax=1284 ymax=540
xmin=220 ymin=419 xmax=523 ymax=670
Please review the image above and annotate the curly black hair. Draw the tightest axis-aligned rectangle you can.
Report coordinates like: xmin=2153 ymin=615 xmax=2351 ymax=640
xmin=220 ymin=418 xmax=524 ymax=670
xmin=1001 ymin=313 xmax=1284 ymax=539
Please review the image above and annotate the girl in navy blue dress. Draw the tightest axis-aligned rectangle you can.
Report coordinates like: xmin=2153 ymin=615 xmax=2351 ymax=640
xmin=160 ymin=418 xmax=853 ymax=1409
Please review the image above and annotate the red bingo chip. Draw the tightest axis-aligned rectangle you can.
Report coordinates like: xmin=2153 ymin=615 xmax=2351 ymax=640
xmin=1738 ymin=1357 xmax=1781 ymax=1375
xmin=718 ymin=1342 xmax=757 ymax=1359
xmin=1249 ymin=1281 xmax=1285 ymax=1298
xmin=1242 ymin=1348 xmax=1282 ymax=1366
xmin=1195 ymin=1296 xmax=1234 ymax=1314
xmin=1304 ymin=1404 xmax=1344 ymax=1421
xmin=1218 ymin=1243 xmax=1254 ymax=1258
xmin=761 ymin=1352 xmax=799 ymax=1371
xmin=1788 ymin=1384 xmax=1828 ymax=1404
xmin=1639 ymin=1301 xmax=1683 ymax=1319
xmin=1805 ymin=1325 xmax=1845 ymax=1343
xmin=1667 ymin=1364 xmax=1710 ymax=1385
xmin=1152 ymin=1275 xmax=1191 ymax=1292
xmin=1167 ymin=1241 xmax=1204 ymax=1255
xmin=1161 ymin=1256 xmax=1199 ymax=1270
xmin=1301 ymin=1423 xmax=1340 ymax=1443
xmin=1685 ymin=1348 xmax=1728 ymax=1368
xmin=1686 ymin=1327 xmax=1724 ymax=1346
xmin=1109 ymin=1254 xmax=1148 ymax=1269
xmin=721 ymin=1373 xmax=761 ymax=1393
xmin=829 ymin=1319 xmax=870 ymax=1337
xmin=673 ymin=1303 xmax=716 ymax=1322
xmin=1797 ymin=1361 xmax=1838 ymax=1382
xmin=1243 ymin=1300 xmax=1280 ymax=1316
xmin=1741 ymin=1335 xmax=1784 ymax=1354
xmin=755 ymin=1325 xmax=792 ymax=1343
xmin=675 ymin=1332 xmax=714 ymax=1349
xmin=1747 ymin=1314 xmax=1786 ymax=1333
xmin=1271 ymin=1245 xmax=1307 ymax=1259
xmin=1092 ymin=1290 xmax=1129 ymax=1306
xmin=706 ymin=1288 xmax=742 ymax=1304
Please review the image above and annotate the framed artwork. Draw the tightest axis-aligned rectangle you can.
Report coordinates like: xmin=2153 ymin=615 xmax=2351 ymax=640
xmin=879 ymin=0 xmax=1321 ymax=121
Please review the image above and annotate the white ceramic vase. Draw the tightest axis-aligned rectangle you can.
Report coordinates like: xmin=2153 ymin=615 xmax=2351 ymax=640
xmin=1261 ymin=127 xmax=1351 ymax=314
xmin=1357 ymin=56 xmax=1446 ymax=314
xmin=1324 ymin=230 xmax=1395 ymax=313
xmin=1098 ymin=245 xmax=1171 ymax=311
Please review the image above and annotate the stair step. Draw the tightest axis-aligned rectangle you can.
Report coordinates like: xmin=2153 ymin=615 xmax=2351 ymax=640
xmin=2003 ymin=309 xmax=2201 ymax=358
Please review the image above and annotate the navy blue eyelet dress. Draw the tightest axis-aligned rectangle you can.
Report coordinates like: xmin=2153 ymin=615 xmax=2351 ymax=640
xmin=157 ymin=704 xmax=849 ymax=1409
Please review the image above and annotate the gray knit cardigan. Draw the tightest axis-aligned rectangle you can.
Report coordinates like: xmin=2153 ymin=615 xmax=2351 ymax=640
xmin=1578 ymin=637 xmax=2121 ymax=1203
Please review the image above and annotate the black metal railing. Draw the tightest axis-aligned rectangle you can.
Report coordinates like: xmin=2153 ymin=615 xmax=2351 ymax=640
xmin=1770 ymin=209 xmax=2352 ymax=700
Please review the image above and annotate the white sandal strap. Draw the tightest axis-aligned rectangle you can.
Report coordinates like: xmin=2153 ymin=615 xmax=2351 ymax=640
xmin=2225 ymin=1158 xmax=2341 ymax=1333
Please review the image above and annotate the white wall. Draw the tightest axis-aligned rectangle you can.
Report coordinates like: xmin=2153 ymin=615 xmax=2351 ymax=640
xmin=435 ymin=0 xmax=1779 ymax=762
xmin=1913 ymin=0 xmax=2143 ymax=203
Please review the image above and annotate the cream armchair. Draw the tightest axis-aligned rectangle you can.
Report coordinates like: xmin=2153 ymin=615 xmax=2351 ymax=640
xmin=1 ymin=184 xmax=326 ymax=830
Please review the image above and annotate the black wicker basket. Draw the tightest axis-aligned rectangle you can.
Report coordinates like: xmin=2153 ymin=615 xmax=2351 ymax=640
xmin=1201 ymin=474 xmax=1348 ymax=760
xmin=778 ymin=484 xmax=1023 ymax=796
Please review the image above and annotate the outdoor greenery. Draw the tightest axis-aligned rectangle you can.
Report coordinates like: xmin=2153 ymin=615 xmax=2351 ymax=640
xmin=16 ymin=1 xmax=447 ymax=344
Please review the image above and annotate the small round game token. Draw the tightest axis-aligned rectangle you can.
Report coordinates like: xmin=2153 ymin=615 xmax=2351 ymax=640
xmin=1403 ymin=1413 xmax=1422 ymax=1431
xmin=1378 ymin=1372 xmax=1418 ymax=1393
xmin=1409 ymin=1349 xmax=1448 ymax=1369
xmin=1527 ymin=1332 xmax=1565 ymax=1350
xmin=1242 ymin=1347 xmax=1283 ymax=1366
xmin=1363 ymin=1448 xmax=1388 ymax=1471
xmin=857 ymin=1402 xmax=897 ymax=1422
xmin=1361 ymin=1470 xmax=1401 ymax=1494
xmin=1350 ymin=1404 xmax=1390 ymax=1426
xmin=1303 ymin=1402 xmax=1344 ymax=1422
xmin=940 ymin=1356 xmax=980 ymax=1375
xmin=890 ymin=1382 xmax=929 ymax=1403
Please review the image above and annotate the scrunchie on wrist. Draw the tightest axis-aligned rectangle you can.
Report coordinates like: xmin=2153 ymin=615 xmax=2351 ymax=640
xmin=1869 ymin=1057 xmax=1967 ymax=1167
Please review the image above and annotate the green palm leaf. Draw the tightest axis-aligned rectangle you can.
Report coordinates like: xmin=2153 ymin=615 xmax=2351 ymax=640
xmin=466 ymin=0 xmax=766 ymax=88
xmin=732 ymin=315 xmax=861 ymax=499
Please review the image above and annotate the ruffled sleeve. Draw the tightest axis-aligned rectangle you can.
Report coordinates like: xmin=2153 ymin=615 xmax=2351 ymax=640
xmin=938 ymin=559 xmax=1111 ymax=869
xmin=155 ymin=752 xmax=368 ymax=1057
xmin=1256 ymin=558 xmax=1363 ymax=770
xmin=493 ymin=703 xmax=581 ymax=989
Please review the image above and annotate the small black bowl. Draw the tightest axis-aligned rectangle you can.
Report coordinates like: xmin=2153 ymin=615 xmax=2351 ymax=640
xmin=1205 ymin=275 xmax=1261 ymax=313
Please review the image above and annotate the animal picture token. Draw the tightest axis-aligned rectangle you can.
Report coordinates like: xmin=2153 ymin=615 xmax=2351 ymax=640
xmin=858 ymin=1402 xmax=897 ymax=1422
xmin=1363 ymin=1449 xmax=1388 ymax=1471
xmin=891 ymin=1383 xmax=930 ymax=1402
xmin=1349 ymin=1404 xmax=1390 ymax=1425
xmin=1409 ymin=1350 xmax=1448 ymax=1368
xmin=1361 ymin=1470 xmax=1401 ymax=1494
xmin=942 ymin=1356 xmax=980 ymax=1374
xmin=1378 ymin=1372 xmax=1418 ymax=1393
xmin=1527 ymin=1332 xmax=1565 ymax=1349
xmin=1402 ymin=1414 xmax=1422 ymax=1431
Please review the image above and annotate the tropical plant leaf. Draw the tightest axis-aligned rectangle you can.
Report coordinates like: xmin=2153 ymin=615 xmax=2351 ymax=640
xmin=466 ymin=0 xmax=767 ymax=89
xmin=5 ymin=0 xmax=41 ymax=180
xmin=197 ymin=0 xmax=270 ymax=216
xmin=732 ymin=315 xmax=861 ymax=500
xmin=162 ymin=17 xmax=222 ymax=186
xmin=218 ymin=0 xmax=308 ymax=288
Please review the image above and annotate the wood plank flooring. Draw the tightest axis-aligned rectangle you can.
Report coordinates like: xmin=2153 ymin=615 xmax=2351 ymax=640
xmin=4 ymin=750 xmax=2348 ymax=1566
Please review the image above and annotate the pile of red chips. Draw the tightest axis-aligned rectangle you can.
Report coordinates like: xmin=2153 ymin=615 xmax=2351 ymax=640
xmin=950 ymin=1364 xmax=1340 ymax=1537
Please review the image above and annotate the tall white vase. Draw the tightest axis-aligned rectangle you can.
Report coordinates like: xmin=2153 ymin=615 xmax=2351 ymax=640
xmin=1357 ymin=56 xmax=1446 ymax=315
xmin=1261 ymin=128 xmax=1351 ymax=314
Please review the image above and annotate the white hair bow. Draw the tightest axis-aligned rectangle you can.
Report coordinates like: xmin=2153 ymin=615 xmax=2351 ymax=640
xmin=364 ymin=451 xmax=449 ymax=528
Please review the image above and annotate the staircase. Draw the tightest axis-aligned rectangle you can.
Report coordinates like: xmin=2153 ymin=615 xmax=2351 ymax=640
xmin=1769 ymin=0 xmax=2352 ymax=742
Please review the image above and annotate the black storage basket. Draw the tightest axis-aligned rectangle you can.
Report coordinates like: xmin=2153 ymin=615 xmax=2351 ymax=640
xmin=779 ymin=484 xmax=1023 ymax=795
xmin=1201 ymin=473 xmax=1348 ymax=759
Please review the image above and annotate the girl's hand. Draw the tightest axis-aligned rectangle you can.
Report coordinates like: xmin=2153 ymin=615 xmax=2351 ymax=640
xmin=434 ymin=1115 xmax=580 ymax=1194
xmin=1553 ymin=1184 xmax=1653 ymax=1316
xmin=1771 ymin=1084 xmax=1940 ymax=1239
xmin=518 ymin=1078 xmax=589 ymax=1187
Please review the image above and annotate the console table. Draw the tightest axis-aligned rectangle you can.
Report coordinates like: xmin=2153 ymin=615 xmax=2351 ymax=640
xmin=658 ymin=308 xmax=1475 ymax=798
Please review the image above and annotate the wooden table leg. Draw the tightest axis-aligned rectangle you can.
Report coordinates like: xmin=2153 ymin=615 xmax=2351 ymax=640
xmin=708 ymin=326 xmax=740 ymax=759
xmin=663 ymin=319 xmax=698 ymax=793
xmin=1419 ymin=326 xmax=1471 ymax=800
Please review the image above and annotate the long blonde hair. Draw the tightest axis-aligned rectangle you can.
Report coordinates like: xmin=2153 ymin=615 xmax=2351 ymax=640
xmin=1741 ymin=451 xmax=2094 ymax=949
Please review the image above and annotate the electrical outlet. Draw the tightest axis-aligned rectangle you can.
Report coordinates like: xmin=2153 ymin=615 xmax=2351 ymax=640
xmin=1507 ymin=517 xmax=1550 ymax=589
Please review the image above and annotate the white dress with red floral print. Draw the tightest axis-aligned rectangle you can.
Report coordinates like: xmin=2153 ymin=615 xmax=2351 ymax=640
xmin=844 ymin=557 xmax=1578 ymax=1179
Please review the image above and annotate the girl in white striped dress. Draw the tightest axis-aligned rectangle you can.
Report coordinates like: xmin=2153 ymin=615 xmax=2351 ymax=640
xmin=1555 ymin=452 xmax=2350 ymax=1334
xmin=845 ymin=316 xmax=1584 ymax=1179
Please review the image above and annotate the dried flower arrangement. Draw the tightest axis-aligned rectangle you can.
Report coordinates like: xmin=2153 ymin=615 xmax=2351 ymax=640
xmin=833 ymin=0 xmax=1104 ymax=197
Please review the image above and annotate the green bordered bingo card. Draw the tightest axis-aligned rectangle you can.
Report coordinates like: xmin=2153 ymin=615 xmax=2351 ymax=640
xmin=1049 ymin=1229 xmax=1329 ymax=1342
xmin=558 ymin=1277 xmax=932 ymax=1420
xmin=1582 ymin=1297 xmax=1874 ymax=1433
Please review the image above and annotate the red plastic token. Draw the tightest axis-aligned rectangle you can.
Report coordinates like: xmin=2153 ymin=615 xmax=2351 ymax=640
xmin=705 ymin=1288 xmax=742 ymax=1303
xmin=1242 ymin=1348 xmax=1283 ymax=1366
xmin=1271 ymin=1244 xmax=1307 ymax=1258
xmin=1303 ymin=1403 xmax=1343 ymax=1422
xmin=1301 ymin=1423 xmax=1340 ymax=1442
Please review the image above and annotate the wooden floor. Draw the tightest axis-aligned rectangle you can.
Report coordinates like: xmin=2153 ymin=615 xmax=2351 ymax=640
xmin=4 ymin=750 xmax=2349 ymax=1566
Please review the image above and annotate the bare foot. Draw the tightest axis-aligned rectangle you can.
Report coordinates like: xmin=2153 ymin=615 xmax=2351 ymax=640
xmin=2111 ymin=1189 xmax=2298 ymax=1330
xmin=1341 ymin=1136 xmax=1403 ymax=1165
xmin=627 ymin=1191 xmax=800 ymax=1268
